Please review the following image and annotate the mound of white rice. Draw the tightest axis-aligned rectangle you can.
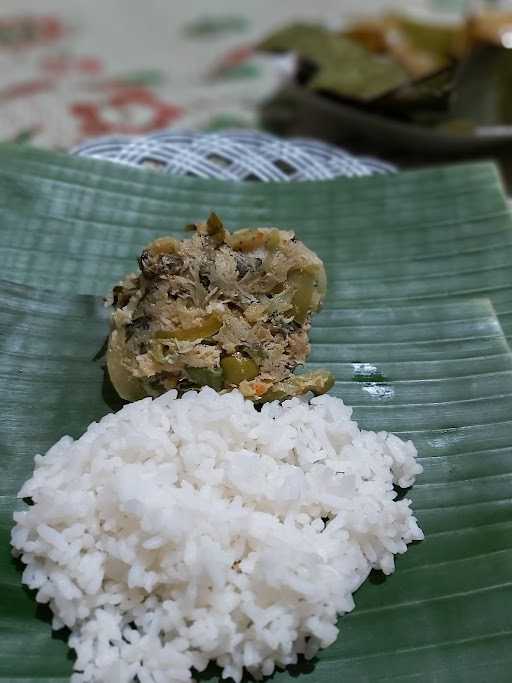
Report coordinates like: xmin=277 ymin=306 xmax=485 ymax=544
xmin=12 ymin=389 xmax=423 ymax=683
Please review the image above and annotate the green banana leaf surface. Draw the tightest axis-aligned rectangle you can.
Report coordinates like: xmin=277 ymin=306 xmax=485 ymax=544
xmin=1 ymin=145 xmax=512 ymax=337
xmin=1 ymin=145 xmax=512 ymax=682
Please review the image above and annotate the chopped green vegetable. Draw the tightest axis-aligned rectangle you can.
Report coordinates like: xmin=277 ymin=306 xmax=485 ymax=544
xmin=289 ymin=268 xmax=317 ymax=324
xmin=155 ymin=313 xmax=223 ymax=342
xmin=186 ymin=366 xmax=224 ymax=390
xmin=221 ymin=353 xmax=259 ymax=386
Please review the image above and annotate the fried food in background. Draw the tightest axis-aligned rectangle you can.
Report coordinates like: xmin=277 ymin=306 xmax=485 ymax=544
xmin=259 ymin=9 xmax=512 ymax=131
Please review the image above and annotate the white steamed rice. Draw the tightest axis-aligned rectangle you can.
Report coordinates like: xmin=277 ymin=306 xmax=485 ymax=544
xmin=11 ymin=388 xmax=423 ymax=683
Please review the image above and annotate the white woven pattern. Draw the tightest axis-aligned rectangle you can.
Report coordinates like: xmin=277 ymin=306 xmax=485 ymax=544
xmin=72 ymin=130 xmax=395 ymax=181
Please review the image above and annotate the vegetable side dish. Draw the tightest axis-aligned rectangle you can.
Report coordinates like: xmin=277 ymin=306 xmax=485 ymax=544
xmin=107 ymin=213 xmax=334 ymax=402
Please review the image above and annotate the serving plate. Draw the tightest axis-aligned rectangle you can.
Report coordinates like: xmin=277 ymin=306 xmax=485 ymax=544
xmin=261 ymin=85 xmax=512 ymax=174
xmin=1 ymin=144 xmax=512 ymax=682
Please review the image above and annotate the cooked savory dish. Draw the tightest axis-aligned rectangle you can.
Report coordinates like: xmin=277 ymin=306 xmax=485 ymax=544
xmin=107 ymin=213 xmax=334 ymax=402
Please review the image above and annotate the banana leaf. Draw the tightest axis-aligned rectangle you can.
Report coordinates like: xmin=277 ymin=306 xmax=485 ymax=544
xmin=1 ymin=145 xmax=512 ymax=338
xmin=1 ymin=284 xmax=512 ymax=682
xmin=1 ymin=146 xmax=512 ymax=681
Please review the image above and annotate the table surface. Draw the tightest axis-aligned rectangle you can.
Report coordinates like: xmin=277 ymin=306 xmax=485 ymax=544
xmin=0 ymin=0 xmax=465 ymax=149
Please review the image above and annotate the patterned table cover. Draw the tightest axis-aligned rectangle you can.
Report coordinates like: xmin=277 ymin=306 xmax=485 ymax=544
xmin=0 ymin=0 xmax=466 ymax=149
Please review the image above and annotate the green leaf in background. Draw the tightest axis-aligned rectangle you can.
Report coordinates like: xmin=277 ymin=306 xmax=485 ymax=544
xmin=448 ymin=45 xmax=512 ymax=128
xmin=1 ymin=146 xmax=512 ymax=681
xmin=374 ymin=65 xmax=456 ymax=124
xmin=258 ymin=24 xmax=408 ymax=101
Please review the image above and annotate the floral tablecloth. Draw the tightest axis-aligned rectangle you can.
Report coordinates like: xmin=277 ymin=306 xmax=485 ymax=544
xmin=0 ymin=0 xmax=463 ymax=149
